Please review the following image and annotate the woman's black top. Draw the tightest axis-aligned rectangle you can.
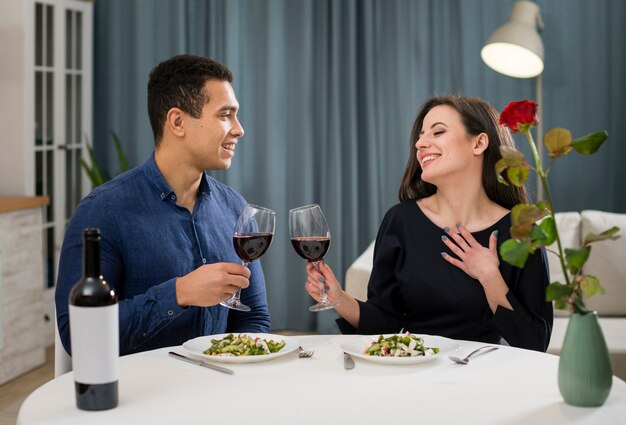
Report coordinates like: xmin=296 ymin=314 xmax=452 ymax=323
xmin=337 ymin=200 xmax=553 ymax=352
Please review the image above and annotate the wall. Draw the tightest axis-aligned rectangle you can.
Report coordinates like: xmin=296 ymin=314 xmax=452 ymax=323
xmin=0 ymin=2 xmax=29 ymax=196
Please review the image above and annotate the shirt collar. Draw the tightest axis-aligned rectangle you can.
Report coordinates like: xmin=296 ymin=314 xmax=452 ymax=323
xmin=143 ymin=152 xmax=212 ymax=203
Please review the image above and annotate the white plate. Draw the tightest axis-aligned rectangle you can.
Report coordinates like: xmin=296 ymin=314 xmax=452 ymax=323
xmin=183 ymin=333 xmax=299 ymax=363
xmin=340 ymin=334 xmax=460 ymax=365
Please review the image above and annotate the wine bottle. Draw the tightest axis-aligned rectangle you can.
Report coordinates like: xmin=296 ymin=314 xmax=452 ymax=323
xmin=69 ymin=228 xmax=119 ymax=411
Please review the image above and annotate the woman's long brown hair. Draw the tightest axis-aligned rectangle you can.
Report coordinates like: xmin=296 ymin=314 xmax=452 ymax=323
xmin=398 ymin=96 xmax=527 ymax=209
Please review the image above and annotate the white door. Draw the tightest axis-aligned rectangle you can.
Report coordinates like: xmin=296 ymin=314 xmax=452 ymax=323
xmin=30 ymin=0 xmax=93 ymax=343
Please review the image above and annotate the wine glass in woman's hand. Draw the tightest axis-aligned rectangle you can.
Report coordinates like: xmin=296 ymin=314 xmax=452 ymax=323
xmin=289 ymin=204 xmax=337 ymax=312
xmin=221 ymin=204 xmax=275 ymax=312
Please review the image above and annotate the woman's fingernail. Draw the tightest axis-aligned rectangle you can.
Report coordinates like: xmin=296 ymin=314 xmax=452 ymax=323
xmin=456 ymin=223 xmax=461 ymax=229
xmin=493 ymin=230 xmax=499 ymax=238
xmin=441 ymin=252 xmax=446 ymax=258
xmin=444 ymin=227 xmax=450 ymax=233
xmin=441 ymin=235 xmax=447 ymax=241
xmin=318 ymin=277 xmax=325 ymax=283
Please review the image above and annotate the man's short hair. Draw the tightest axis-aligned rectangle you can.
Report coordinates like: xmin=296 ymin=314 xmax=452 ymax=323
xmin=147 ymin=54 xmax=233 ymax=144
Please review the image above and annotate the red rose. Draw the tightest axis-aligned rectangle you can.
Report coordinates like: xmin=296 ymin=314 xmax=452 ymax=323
xmin=499 ymin=100 xmax=538 ymax=133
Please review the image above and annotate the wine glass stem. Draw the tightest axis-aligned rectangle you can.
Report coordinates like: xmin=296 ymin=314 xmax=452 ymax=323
xmin=312 ymin=261 xmax=329 ymax=304
xmin=232 ymin=261 xmax=249 ymax=303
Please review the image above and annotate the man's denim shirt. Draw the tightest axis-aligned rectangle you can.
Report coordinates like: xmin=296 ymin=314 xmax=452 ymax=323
xmin=55 ymin=153 xmax=271 ymax=355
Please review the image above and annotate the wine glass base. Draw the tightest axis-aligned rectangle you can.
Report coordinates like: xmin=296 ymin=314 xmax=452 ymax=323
xmin=308 ymin=301 xmax=339 ymax=312
xmin=220 ymin=300 xmax=251 ymax=312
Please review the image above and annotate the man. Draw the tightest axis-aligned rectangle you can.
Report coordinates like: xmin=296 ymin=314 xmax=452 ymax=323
xmin=56 ymin=55 xmax=270 ymax=355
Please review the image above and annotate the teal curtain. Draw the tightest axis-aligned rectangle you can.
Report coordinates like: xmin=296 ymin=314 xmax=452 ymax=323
xmin=93 ymin=0 xmax=626 ymax=333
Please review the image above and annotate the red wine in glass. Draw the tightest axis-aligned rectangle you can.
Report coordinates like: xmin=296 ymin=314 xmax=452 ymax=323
xmin=234 ymin=233 xmax=274 ymax=263
xmin=289 ymin=204 xmax=337 ymax=312
xmin=290 ymin=237 xmax=330 ymax=262
xmin=221 ymin=204 xmax=275 ymax=312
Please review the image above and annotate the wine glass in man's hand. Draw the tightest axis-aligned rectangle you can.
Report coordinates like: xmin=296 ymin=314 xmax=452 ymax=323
xmin=221 ymin=204 xmax=275 ymax=312
xmin=289 ymin=204 xmax=337 ymax=312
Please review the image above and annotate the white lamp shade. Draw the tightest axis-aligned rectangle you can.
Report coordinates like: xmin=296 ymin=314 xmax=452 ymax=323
xmin=481 ymin=1 xmax=544 ymax=78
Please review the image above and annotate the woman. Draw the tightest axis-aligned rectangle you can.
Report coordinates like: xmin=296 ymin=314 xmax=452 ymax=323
xmin=305 ymin=96 xmax=553 ymax=352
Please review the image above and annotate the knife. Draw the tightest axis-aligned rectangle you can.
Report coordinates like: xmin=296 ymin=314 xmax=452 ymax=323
xmin=168 ymin=351 xmax=234 ymax=375
xmin=343 ymin=352 xmax=355 ymax=370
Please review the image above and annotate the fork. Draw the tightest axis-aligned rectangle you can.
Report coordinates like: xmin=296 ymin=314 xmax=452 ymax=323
xmin=449 ymin=346 xmax=499 ymax=364
xmin=298 ymin=346 xmax=314 ymax=358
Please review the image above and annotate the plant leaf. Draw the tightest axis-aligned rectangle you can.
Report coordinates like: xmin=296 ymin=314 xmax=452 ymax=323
xmin=578 ymin=275 xmax=605 ymax=298
xmin=82 ymin=141 xmax=104 ymax=187
xmin=510 ymin=204 xmax=550 ymax=240
xmin=506 ymin=164 xmax=530 ymax=187
xmin=80 ymin=158 xmax=101 ymax=187
xmin=572 ymin=131 xmax=608 ymax=155
xmin=539 ymin=217 xmax=557 ymax=246
xmin=112 ymin=132 xmax=130 ymax=172
xmin=499 ymin=145 xmax=526 ymax=164
xmin=500 ymin=239 xmax=531 ymax=268
xmin=495 ymin=159 xmax=509 ymax=186
xmin=496 ymin=147 xmax=529 ymax=187
xmin=565 ymin=246 xmax=591 ymax=275
xmin=546 ymin=282 xmax=571 ymax=303
xmin=530 ymin=223 xmax=547 ymax=244
xmin=544 ymin=128 xmax=573 ymax=158
xmin=583 ymin=226 xmax=621 ymax=245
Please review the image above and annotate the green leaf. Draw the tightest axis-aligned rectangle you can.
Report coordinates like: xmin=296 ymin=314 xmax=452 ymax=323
xmin=565 ymin=246 xmax=591 ymax=275
xmin=530 ymin=223 xmax=547 ymax=244
xmin=578 ymin=275 xmax=605 ymax=298
xmin=495 ymin=159 xmax=509 ymax=186
xmin=539 ymin=217 xmax=557 ymax=246
xmin=572 ymin=131 xmax=608 ymax=155
xmin=500 ymin=239 xmax=531 ymax=268
xmin=544 ymin=128 xmax=573 ymax=158
xmin=499 ymin=146 xmax=526 ymax=164
xmin=496 ymin=147 xmax=528 ymax=187
xmin=79 ymin=157 xmax=102 ymax=187
xmin=112 ymin=132 xmax=130 ymax=172
xmin=554 ymin=298 xmax=568 ymax=311
xmin=583 ymin=226 xmax=621 ymax=245
xmin=510 ymin=204 xmax=550 ymax=240
xmin=506 ymin=165 xmax=529 ymax=187
xmin=81 ymin=141 xmax=105 ymax=187
xmin=546 ymin=282 xmax=571 ymax=302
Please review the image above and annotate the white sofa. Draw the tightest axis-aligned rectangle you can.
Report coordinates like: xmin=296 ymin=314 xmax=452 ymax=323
xmin=345 ymin=210 xmax=626 ymax=380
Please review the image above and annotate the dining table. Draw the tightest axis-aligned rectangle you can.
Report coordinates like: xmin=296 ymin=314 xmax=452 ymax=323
xmin=17 ymin=334 xmax=626 ymax=425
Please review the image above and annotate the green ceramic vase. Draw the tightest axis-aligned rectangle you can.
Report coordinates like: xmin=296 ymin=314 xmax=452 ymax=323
xmin=558 ymin=311 xmax=613 ymax=406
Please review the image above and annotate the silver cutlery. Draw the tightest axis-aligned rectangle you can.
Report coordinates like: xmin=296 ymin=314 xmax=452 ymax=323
xmin=449 ymin=346 xmax=499 ymax=364
xmin=298 ymin=346 xmax=314 ymax=358
xmin=343 ymin=352 xmax=355 ymax=370
xmin=168 ymin=351 xmax=234 ymax=374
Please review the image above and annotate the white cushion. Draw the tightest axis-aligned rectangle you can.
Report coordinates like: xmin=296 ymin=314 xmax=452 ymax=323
xmin=580 ymin=210 xmax=626 ymax=316
xmin=344 ymin=241 xmax=375 ymax=301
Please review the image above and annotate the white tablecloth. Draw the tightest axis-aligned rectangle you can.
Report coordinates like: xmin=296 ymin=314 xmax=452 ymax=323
xmin=17 ymin=335 xmax=626 ymax=425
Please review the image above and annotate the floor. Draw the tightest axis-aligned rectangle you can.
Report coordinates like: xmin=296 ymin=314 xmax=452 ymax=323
xmin=0 ymin=346 xmax=54 ymax=425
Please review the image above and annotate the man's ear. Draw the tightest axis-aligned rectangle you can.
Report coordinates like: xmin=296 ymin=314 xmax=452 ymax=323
xmin=473 ymin=133 xmax=489 ymax=156
xmin=165 ymin=108 xmax=185 ymax=138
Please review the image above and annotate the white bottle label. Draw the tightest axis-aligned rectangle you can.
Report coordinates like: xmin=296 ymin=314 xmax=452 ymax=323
xmin=69 ymin=304 xmax=119 ymax=384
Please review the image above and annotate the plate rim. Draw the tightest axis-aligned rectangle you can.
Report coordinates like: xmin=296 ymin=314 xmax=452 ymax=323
xmin=340 ymin=333 xmax=459 ymax=364
xmin=182 ymin=332 xmax=298 ymax=363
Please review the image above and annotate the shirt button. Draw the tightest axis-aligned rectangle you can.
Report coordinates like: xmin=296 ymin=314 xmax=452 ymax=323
xmin=160 ymin=193 xmax=165 ymax=199
xmin=202 ymin=258 xmax=207 ymax=264
xmin=171 ymin=195 xmax=176 ymax=200
xmin=167 ymin=310 xmax=174 ymax=316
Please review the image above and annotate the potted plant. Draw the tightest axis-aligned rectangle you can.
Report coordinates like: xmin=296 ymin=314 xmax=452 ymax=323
xmin=496 ymin=100 xmax=619 ymax=407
